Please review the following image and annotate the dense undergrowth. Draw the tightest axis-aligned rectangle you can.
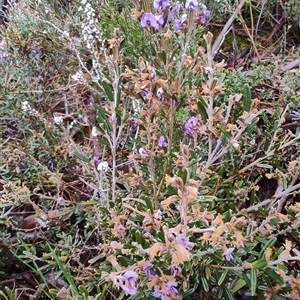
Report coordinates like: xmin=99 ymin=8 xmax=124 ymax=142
xmin=1 ymin=0 xmax=300 ymax=299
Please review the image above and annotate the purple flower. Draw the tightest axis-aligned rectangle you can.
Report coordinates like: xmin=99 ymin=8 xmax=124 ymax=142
xmin=223 ymin=248 xmax=235 ymax=261
xmin=2 ymin=52 xmax=9 ymax=59
xmin=37 ymin=75 xmax=43 ymax=81
xmin=166 ymin=280 xmax=178 ymax=296
xmin=116 ymin=270 xmax=138 ymax=296
xmin=171 ymin=2 xmax=181 ymax=12
xmin=57 ymin=197 xmax=65 ymax=206
xmin=143 ymin=263 xmax=157 ymax=278
xmin=139 ymin=147 xmax=148 ymax=159
xmin=141 ymin=13 xmax=160 ymax=29
xmin=156 ymin=14 xmax=164 ymax=27
xmin=176 ymin=234 xmax=194 ymax=250
xmin=168 ymin=2 xmax=181 ymax=21
xmin=32 ymin=48 xmax=42 ymax=56
xmin=117 ymin=224 xmax=126 ymax=233
xmin=184 ymin=116 xmax=199 ymax=136
xmin=140 ymin=88 xmax=149 ymax=99
xmin=154 ymin=289 xmax=167 ymax=300
xmin=158 ymin=136 xmax=168 ymax=148
xmin=202 ymin=5 xmax=211 ymax=18
xmin=174 ymin=14 xmax=187 ymax=31
xmin=196 ymin=4 xmax=210 ymax=24
xmin=157 ymin=87 xmax=164 ymax=99
xmin=154 ymin=0 xmax=169 ymax=11
xmin=111 ymin=112 xmax=117 ymax=123
xmin=185 ymin=0 xmax=198 ymax=10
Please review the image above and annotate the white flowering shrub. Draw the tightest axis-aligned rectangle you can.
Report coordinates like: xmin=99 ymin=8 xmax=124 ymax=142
xmin=0 ymin=0 xmax=300 ymax=299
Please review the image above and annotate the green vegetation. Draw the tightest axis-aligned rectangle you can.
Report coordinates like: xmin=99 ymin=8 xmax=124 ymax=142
xmin=1 ymin=0 xmax=300 ymax=299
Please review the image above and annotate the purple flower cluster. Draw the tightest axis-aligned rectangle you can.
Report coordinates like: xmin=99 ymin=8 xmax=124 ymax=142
xmin=184 ymin=116 xmax=199 ymax=136
xmin=32 ymin=48 xmax=42 ymax=56
xmin=185 ymin=0 xmax=198 ymax=10
xmin=158 ymin=136 xmax=168 ymax=148
xmin=154 ymin=0 xmax=169 ymax=11
xmin=176 ymin=233 xmax=194 ymax=250
xmin=141 ymin=13 xmax=164 ymax=30
xmin=196 ymin=4 xmax=211 ymax=24
xmin=143 ymin=263 xmax=157 ymax=278
xmin=140 ymin=0 xmax=210 ymax=30
xmin=174 ymin=14 xmax=187 ymax=31
xmin=115 ymin=270 xmax=138 ymax=296
xmin=154 ymin=280 xmax=178 ymax=300
xmin=223 ymin=248 xmax=235 ymax=261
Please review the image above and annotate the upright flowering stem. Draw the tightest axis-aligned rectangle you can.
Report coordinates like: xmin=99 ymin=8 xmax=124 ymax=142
xmin=203 ymin=32 xmax=215 ymax=168
xmin=176 ymin=9 xmax=195 ymax=98
xmin=109 ymin=29 xmax=123 ymax=204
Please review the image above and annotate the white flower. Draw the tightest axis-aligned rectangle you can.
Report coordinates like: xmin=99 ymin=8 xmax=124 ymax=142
xmin=22 ymin=101 xmax=38 ymax=116
xmin=22 ymin=101 xmax=31 ymax=112
xmin=68 ymin=120 xmax=77 ymax=130
xmin=72 ymin=70 xmax=84 ymax=82
xmin=91 ymin=126 xmax=99 ymax=137
xmin=97 ymin=161 xmax=108 ymax=172
xmin=54 ymin=116 xmax=64 ymax=125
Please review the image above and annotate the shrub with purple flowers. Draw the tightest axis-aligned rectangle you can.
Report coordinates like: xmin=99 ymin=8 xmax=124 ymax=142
xmin=1 ymin=0 xmax=300 ymax=299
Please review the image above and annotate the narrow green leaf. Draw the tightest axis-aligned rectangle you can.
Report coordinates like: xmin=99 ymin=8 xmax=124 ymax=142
xmin=78 ymin=285 xmax=89 ymax=297
xmin=96 ymin=106 xmax=112 ymax=132
xmin=250 ymin=268 xmax=257 ymax=296
xmin=4 ymin=287 xmax=16 ymax=300
xmin=256 ymin=163 xmax=273 ymax=169
xmin=263 ymin=267 xmax=284 ymax=285
xmin=217 ymin=286 xmax=224 ymax=299
xmin=0 ymin=290 xmax=9 ymax=300
xmin=46 ymin=243 xmax=79 ymax=295
xmin=231 ymin=278 xmax=247 ymax=294
xmin=243 ymin=83 xmax=251 ymax=112
xmin=218 ymin=269 xmax=228 ymax=285
xmin=218 ymin=124 xmax=231 ymax=139
xmin=101 ymin=81 xmax=114 ymax=103
xmin=224 ymin=287 xmax=235 ymax=300
xmin=74 ymin=151 xmax=90 ymax=163
xmin=246 ymin=224 xmax=253 ymax=235
xmin=252 ymin=258 xmax=268 ymax=269
xmin=205 ymin=266 xmax=211 ymax=279
xmin=161 ymin=51 xmax=167 ymax=64
xmin=201 ymin=276 xmax=209 ymax=292
xmin=197 ymin=96 xmax=208 ymax=122
xmin=98 ymin=138 xmax=111 ymax=147
xmin=259 ymin=237 xmax=277 ymax=258
xmin=116 ymin=78 xmax=122 ymax=108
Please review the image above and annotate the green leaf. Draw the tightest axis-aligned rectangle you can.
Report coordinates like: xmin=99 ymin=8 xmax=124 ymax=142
xmin=259 ymin=237 xmax=277 ymax=258
xmin=218 ymin=269 xmax=228 ymax=285
xmin=101 ymin=81 xmax=114 ymax=103
xmin=4 ymin=287 xmax=16 ymax=300
xmin=231 ymin=278 xmax=247 ymax=294
xmin=223 ymin=287 xmax=235 ymax=300
xmin=201 ymin=276 xmax=209 ymax=292
xmin=74 ymin=150 xmax=90 ymax=163
xmin=263 ymin=267 xmax=284 ymax=285
xmin=217 ymin=286 xmax=224 ymax=299
xmin=250 ymin=268 xmax=257 ymax=296
xmin=98 ymin=138 xmax=111 ymax=147
xmin=205 ymin=266 xmax=211 ymax=279
xmin=218 ymin=124 xmax=231 ymax=139
xmin=78 ymin=285 xmax=89 ymax=297
xmin=243 ymin=83 xmax=251 ymax=112
xmin=252 ymin=258 xmax=268 ymax=269
xmin=197 ymin=96 xmax=208 ymax=122
xmin=256 ymin=163 xmax=273 ymax=169
xmin=96 ymin=106 xmax=112 ymax=132
xmin=161 ymin=51 xmax=167 ymax=64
